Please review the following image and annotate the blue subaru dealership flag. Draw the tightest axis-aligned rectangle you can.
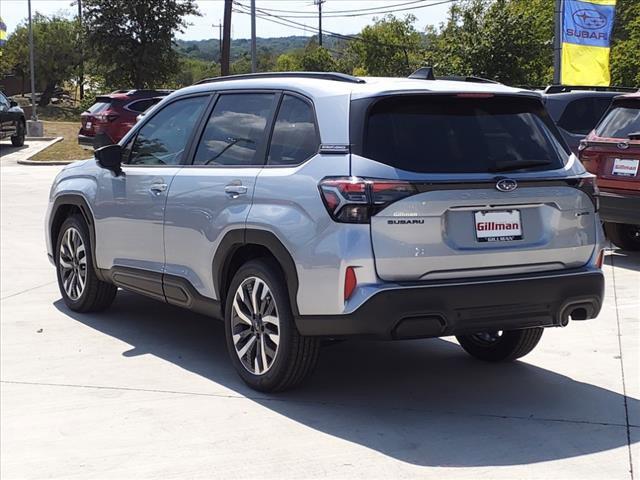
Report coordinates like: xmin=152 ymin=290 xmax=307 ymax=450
xmin=561 ymin=0 xmax=617 ymax=86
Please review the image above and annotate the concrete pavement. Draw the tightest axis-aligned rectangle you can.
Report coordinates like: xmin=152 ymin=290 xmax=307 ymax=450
xmin=1 ymin=163 xmax=638 ymax=479
xmin=0 ymin=138 xmax=63 ymax=165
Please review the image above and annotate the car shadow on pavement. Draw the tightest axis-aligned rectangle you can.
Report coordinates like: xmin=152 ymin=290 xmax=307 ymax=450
xmin=54 ymin=292 xmax=638 ymax=468
xmin=0 ymin=142 xmax=29 ymax=157
xmin=608 ymin=249 xmax=640 ymax=272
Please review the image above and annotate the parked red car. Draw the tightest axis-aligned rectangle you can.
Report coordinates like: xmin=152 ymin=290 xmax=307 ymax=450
xmin=78 ymin=89 xmax=171 ymax=148
xmin=579 ymin=92 xmax=640 ymax=250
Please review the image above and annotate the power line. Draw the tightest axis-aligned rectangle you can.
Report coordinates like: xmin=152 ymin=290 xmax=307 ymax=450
xmin=251 ymin=0 xmax=457 ymax=19
xmin=240 ymin=0 xmax=439 ymax=15
xmin=233 ymin=4 xmax=425 ymax=51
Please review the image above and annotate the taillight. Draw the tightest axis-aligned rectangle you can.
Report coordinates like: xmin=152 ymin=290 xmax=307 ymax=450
xmin=96 ymin=112 xmax=119 ymax=123
xmin=575 ymin=176 xmax=600 ymax=212
xmin=319 ymin=177 xmax=417 ymax=223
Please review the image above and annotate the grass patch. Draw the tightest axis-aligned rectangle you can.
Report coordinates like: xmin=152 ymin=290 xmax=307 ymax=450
xmin=29 ymin=121 xmax=91 ymax=162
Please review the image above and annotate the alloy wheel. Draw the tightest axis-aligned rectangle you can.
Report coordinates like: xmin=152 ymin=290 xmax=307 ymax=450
xmin=231 ymin=276 xmax=280 ymax=375
xmin=470 ymin=330 xmax=504 ymax=345
xmin=58 ymin=227 xmax=87 ymax=301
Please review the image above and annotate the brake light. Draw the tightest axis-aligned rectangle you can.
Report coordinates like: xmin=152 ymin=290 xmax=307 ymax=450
xmin=95 ymin=112 xmax=120 ymax=123
xmin=319 ymin=177 xmax=417 ymax=223
xmin=344 ymin=266 xmax=357 ymax=302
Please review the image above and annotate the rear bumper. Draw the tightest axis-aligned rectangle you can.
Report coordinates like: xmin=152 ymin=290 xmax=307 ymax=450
xmin=295 ymin=267 xmax=604 ymax=339
xmin=78 ymin=133 xmax=94 ymax=148
xmin=599 ymin=189 xmax=640 ymax=225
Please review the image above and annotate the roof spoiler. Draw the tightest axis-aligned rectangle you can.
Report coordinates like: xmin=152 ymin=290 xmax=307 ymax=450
xmin=408 ymin=68 xmax=500 ymax=84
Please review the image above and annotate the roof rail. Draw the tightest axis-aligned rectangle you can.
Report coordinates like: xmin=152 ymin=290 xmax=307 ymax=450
xmin=544 ymin=84 xmax=638 ymax=94
xmin=437 ymin=75 xmax=500 ymax=84
xmin=195 ymin=72 xmax=365 ymax=85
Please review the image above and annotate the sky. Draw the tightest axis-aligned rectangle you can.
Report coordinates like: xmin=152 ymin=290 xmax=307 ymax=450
xmin=0 ymin=0 xmax=452 ymax=40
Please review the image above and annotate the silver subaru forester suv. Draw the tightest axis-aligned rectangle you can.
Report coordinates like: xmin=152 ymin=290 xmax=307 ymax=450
xmin=46 ymin=72 xmax=605 ymax=391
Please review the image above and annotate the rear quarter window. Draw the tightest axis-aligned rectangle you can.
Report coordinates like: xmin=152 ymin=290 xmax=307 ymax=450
xmin=358 ymin=95 xmax=569 ymax=174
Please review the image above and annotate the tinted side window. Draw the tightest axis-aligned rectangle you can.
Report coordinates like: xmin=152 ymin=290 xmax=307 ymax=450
xmin=596 ymin=104 xmax=640 ymax=139
xmin=557 ymin=97 xmax=613 ymax=135
xmin=268 ymin=95 xmax=319 ymax=166
xmin=0 ymin=93 xmax=10 ymax=109
xmin=128 ymin=96 xmax=206 ymax=166
xmin=193 ymin=93 xmax=275 ymax=166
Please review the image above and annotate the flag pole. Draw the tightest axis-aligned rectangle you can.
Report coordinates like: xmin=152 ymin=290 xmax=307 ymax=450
xmin=553 ymin=0 xmax=563 ymax=85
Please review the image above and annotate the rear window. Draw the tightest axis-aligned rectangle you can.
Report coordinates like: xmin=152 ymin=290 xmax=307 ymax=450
xmin=361 ymin=95 xmax=568 ymax=174
xmin=127 ymin=98 xmax=160 ymax=113
xmin=595 ymin=102 xmax=640 ymax=139
xmin=557 ymin=97 xmax=613 ymax=135
xmin=86 ymin=100 xmax=111 ymax=114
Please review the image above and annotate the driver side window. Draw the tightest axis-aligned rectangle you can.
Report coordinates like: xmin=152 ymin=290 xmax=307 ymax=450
xmin=128 ymin=96 xmax=207 ymax=166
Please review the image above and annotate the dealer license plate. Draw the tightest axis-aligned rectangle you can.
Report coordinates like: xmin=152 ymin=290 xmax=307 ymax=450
xmin=612 ymin=158 xmax=639 ymax=177
xmin=474 ymin=210 xmax=523 ymax=242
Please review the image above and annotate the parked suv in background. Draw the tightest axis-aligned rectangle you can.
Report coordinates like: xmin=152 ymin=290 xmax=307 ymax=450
xmin=0 ymin=91 xmax=26 ymax=147
xmin=78 ymin=89 xmax=171 ymax=148
xmin=542 ymin=85 xmax=636 ymax=154
xmin=47 ymin=72 xmax=605 ymax=392
xmin=580 ymin=92 xmax=640 ymax=250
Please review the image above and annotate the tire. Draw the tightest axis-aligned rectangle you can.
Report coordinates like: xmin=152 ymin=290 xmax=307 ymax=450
xmin=456 ymin=327 xmax=544 ymax=362
xmin=604 ymin=222 xmax=640 ymax=251
xmin=55 ymin=215 xmax=117 ymax=312
xmin=11 ymin=122 xmax=25 ymax=147
xmin=224 ymin=258 xmax=320 ymax=392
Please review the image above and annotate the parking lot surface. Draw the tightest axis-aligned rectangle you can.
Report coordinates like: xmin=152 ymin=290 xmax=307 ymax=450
xmin=1 ymin=163 xmax=638 ymax=479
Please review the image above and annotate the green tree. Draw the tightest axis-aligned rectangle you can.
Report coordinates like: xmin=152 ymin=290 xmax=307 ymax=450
xmin=2 ymin=14 xmax=81 ymax=105
xmin=83 ymin=0 xmax=199 ymax=88
xmin=610 ymin=0 xmax=640 ymax=86
xmin=275 ymin=53 xmax=301 ymax=72
xmin=426 ymin=0 xmax=553 ymax=86
xmin=299 ymin=43 xmax=337 ymax=72
xmin=346 ymin=15 xmax=424 ymax=76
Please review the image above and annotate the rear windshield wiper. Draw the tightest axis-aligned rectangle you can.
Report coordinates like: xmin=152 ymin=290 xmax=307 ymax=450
xmin=488 ymin=160 xmax=553 ymax=173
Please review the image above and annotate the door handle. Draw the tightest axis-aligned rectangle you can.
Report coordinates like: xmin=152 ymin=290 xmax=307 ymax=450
xmin=150 ymin=183 xmax=168 ymax=195
xmin=224 ymin=184 xmax=248 ymax=197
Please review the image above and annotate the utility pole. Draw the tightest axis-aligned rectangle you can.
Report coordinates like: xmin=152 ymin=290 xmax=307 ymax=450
xmin=314 ymin=0 xmax=325 ymax=47
xmin=78 ymin=0 xmax=84 ymax=100
xmin=553 ymin=0 xmax=563 ymax=85
xmin=212 ymin=20 xmax=223 ymax=63
xmin=250 ymin=0 xmax=257 ymax=73
xmin=221 ymin=0 xmax=232 ymax=76
xmin=27 ymin=0 xmax=37 ymax=121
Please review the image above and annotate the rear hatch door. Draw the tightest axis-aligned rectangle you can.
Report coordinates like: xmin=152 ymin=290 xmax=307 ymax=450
xmin=351 ymin=93 xmax=598 ymax=281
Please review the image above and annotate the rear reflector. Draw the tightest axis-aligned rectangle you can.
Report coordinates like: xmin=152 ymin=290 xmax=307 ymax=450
xmin=596 ymin=249 xmax=605 ymax=269
xmin=344 ymin=266 xmax=357 ymax=302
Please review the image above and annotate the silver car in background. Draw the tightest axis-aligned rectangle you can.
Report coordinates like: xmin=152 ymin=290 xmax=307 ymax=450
xmin=45 ymin=72 xmax=605 ymax=392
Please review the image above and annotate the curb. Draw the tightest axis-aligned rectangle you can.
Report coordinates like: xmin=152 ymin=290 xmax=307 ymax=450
xmin=17 ymin=158 xmax=78 ymax=165
xmin=15 ymin=137 xmax=71 ymax=165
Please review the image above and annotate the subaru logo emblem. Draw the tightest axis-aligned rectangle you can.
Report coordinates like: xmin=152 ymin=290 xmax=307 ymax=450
xmin=573 ymin=9 xmax=608 ymax=30
xmin=496 ymin=179 xmax=518 ymax=192
xmin=617 ymin=142 xmax=629 ymax=150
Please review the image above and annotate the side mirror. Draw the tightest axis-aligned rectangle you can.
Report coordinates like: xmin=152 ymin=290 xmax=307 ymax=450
xmin=9 ymin=100 xmax=18 ymax=108
xmin=95 ymin=144 xmax=122 ymax=174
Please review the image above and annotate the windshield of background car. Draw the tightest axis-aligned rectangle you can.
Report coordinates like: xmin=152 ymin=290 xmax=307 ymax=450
xmin=361 ymin=95 xmax=569 ymax=174
xmin=595 ymin=101 xmax=640 ymax=139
